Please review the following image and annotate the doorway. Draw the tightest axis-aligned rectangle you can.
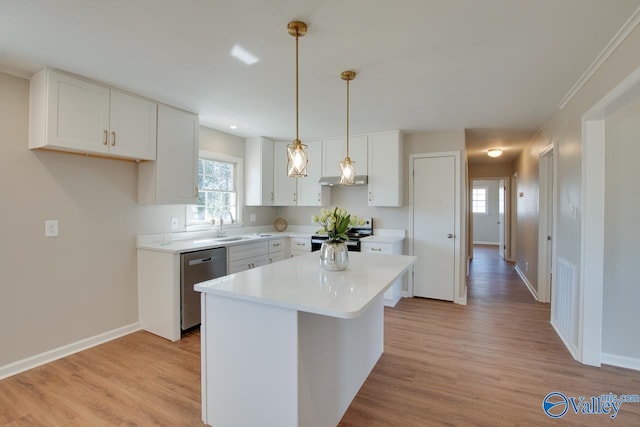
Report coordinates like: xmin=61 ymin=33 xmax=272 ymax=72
xmin=470 ymin=178 xmax=513 ymax=261
xmin=537 ymin=144 xmax=555 ymax=304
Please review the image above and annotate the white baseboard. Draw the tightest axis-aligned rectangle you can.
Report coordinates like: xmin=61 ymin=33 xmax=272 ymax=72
xmin=515 ymin=265 xmax=538 ymax=301
xmin=0 ymin=322 xmax=140 ymax=380
xmin=601 ymin=352 xmax=640 ymax=371
xmin=473 ymin=241 xmax=499 ymax=246
xmin=550 ymin=319 xmax=581 ymax=362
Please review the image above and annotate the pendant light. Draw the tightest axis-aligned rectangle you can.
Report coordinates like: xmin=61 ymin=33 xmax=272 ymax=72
xmin=286 ymin=21 xmax=308 ymax=177
xmin=339 ymin=70 xmax=356 ymax=185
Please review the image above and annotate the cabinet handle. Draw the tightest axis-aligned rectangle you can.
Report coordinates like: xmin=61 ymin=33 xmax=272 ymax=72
xmin=270 ymin=192 xmax=274 ymax=201
xmin=111 ymin=131 xmax=116 ymax=146
xmin=273 ymin=243 xmax=280 ymax=247
xmin=371 ymin=248 xmax=382 ymax=252
xmin=103 ymin=130 xmax=108 ymax=145
xmin=247 ymin=263 xmax=252 ymax=269
xmin=368 ymin=191 xmax=372 ymax=202
xmin=293 ymin=192 xmax=297 ymax=203
xmin=317 ymin=193 xmax=321 ymax=201
xmin=194 ymin=187 xmax=198 ymax=197
xmin=296 ymin=242 xmax=305 ymax=246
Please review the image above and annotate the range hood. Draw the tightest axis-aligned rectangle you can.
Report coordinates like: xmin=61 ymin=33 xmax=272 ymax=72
xmin=318 ymin=175 xmax=368 ymax=187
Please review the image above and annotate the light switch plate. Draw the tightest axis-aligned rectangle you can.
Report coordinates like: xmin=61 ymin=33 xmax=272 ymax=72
xmin=45 ymin=220 xmax=59 ymax=237
xmin=249 ymin=213 xmax=256 ymax=222
xmin=170 ymin=217 xmax=179 ymax=230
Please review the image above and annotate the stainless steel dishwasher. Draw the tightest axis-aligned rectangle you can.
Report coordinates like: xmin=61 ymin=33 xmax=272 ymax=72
xmin=181 ymin=247 xmax=227 ymax=331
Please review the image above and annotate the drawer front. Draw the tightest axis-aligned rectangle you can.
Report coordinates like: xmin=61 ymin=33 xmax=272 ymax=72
xmin=228 ymin=241 xmax=269 ymax=261
xmin=269 ymin=238 xmax=285 ymax=253
xmin=290 ymin=237 xmax=310 ymax=252
xmin=361 ymin=242 xmax=393 ymax=254
xmin=229 ymin=254 xmax=268 ymax=273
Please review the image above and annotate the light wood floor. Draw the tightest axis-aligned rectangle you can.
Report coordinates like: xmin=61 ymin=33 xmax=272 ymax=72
xmin=1 ymin=245 xmax=639 ymax=426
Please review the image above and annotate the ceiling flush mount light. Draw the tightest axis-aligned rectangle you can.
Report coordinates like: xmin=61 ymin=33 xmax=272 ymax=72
xmin=487 ymin=148 xmax=503 ymax=158
xmin=339 ymin=70 xmax=357 ymax=185
xmin=286 ymin=20 xmax=308 ymax=178
xmin=230 ymin=44 xmax=260 ymax=65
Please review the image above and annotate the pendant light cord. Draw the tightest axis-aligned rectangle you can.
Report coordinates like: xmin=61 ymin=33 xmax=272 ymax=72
xmin=346 ymin=77 xmax=350 ymax=158
xmin=295 ymin=29 xmax=299 ymax=143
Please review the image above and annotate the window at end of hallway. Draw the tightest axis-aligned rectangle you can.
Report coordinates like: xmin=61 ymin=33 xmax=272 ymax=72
xmin=187 ymin=151 xmax=243 ymax=226
xmin=472 ymin=187 xmax=488 ymax=214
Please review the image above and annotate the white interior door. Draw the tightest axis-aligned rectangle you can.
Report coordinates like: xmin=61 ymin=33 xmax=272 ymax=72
xmin=498 ymin=179 xmax=506 ymax=259
xmin=412 ymin=155 xmax=456 ymax=301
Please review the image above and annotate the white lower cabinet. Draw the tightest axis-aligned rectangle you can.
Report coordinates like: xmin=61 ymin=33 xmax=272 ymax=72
xmin=361 ymin=238 xmax=404 ymax=307
xmin=289 ymin=237 xmax=311 ymax=257
xmin=228 ymin=241 xmax=269 ymax=274
xmin=268 ymin=238 xmax=285 ymax=263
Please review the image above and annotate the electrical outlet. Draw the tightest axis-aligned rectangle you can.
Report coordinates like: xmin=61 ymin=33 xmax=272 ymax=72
xmin=170 ymin=217 xmax=179 ymax=230
xmin=45 ymin=220 xmax=59 ymax=237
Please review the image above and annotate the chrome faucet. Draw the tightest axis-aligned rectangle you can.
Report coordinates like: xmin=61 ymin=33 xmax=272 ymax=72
xmin=217 ymin=210 xmax=234 ymax=237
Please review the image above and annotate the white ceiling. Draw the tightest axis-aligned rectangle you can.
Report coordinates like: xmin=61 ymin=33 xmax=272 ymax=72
xmin=2 ymin=0 xmax=639 ymax=164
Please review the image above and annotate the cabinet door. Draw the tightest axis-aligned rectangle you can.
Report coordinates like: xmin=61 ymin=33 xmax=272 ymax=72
xmin=297 ymin=141 xmax=328 ymax=206
xmin=273 ymin=141 xmax=297 ymax=205
xmin=47 ymin=71 xmax=110 ymax=154
xmin=269 ymin=252 xmax=285 ymax=263
xmin=368 ymin=131 xmax=402 ymax=207
xmin=245 ymin=137 xmax=274 ymax=206
xmin=139 ymin=105 xmax=198 ymax=204
xmin=322 ymin=135 xmax=368 ymax=177
xmin=109 ymin=90 xmax=157 ymax=160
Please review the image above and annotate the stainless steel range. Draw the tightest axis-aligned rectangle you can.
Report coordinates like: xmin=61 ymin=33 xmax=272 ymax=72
xmin=311 ymin=218 xmax=373 ymax=252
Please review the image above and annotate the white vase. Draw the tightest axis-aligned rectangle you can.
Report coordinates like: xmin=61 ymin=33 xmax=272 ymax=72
xmin=319 ymin=240 xmax=349 ymax=271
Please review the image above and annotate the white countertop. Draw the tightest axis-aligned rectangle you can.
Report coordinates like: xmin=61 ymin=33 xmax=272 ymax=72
xmin=137 ymin=231 xmax=311 ymax=254
xmin=194 ymin=252 xmax=416 ymax=319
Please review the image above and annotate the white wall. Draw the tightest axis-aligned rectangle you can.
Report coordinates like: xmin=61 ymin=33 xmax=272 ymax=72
xmin=472 ymin=179 xmax=500 ymax=244
xmin=0 ymin=71 xmax=277 ymax=369
xmin=513 ymin=22 xmax=640 ymax=360
xmin=602 ymin=89 xmax=640 ymax=359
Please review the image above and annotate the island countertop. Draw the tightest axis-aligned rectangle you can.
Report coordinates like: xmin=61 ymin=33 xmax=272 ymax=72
xmin=194 ymin=251 xmax=416 ymax=319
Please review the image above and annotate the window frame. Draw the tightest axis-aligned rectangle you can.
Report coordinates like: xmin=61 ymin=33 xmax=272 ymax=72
xmin=185 ymin=150 xmax=243 ymax=230
xmin=472 ymin=186 xmax=489 ymax=215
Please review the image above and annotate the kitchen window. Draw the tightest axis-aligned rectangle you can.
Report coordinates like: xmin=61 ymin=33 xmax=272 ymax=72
xmin=187 ymin=151 xmax=243 ymax=226
xmin=472 ymin=187 xmax=488 ymax=214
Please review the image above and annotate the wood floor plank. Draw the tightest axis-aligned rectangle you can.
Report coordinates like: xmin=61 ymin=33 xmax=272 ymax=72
xmin=0 ymin=246 xmax=638 ymax=426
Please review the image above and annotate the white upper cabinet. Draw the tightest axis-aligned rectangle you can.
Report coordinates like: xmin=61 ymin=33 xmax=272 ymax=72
xmin=245 ymin=137 xmax=274 ymax=206
xmin=108 ymin=90 xmax=158 ymax=160
xmin=273 ymin=140 xmax=297 ymax=205
xmin=296 ymin=140 xmax=328 ymax=206
xmin=29 ymin=68 xmax=157 ymax=161
xmin=367 ymin=130 xmax=403 ymax=207
xmin=322 ymin=135 xmax=368 ymax=177
xmin=138 ymin=105 xmax=199 ymax=204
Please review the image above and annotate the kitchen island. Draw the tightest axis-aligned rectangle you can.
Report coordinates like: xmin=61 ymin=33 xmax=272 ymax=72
xmin=194 ymin=251 xmax=416 ymax=427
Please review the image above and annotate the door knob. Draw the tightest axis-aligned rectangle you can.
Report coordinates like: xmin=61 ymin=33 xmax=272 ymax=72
xmin=447 ymin=233 xmax=453 ymax=239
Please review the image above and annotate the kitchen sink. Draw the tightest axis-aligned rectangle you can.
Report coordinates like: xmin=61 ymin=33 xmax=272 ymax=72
xmin=215 ymin=236 xmax=253 ymax=242
xmin=193 ymin=236 xmax=253 ymax=244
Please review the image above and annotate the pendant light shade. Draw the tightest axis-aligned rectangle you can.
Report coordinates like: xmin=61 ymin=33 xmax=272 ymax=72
xmin=339 ymin=70 xmax=357 ymax=185
xmin=287 ymin=21 xmax=308 ymax=177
